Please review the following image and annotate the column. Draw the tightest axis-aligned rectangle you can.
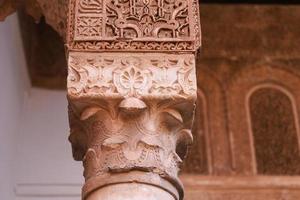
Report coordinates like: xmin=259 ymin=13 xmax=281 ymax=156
xmin=66 ymin=0 xmax=201 ymax=199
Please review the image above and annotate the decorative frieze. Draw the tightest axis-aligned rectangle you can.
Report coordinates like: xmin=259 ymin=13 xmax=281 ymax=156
xmin=68 ymin=52 xmax=197 ymax=99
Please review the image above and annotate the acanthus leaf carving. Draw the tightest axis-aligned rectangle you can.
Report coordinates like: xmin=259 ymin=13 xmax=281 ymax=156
xmin=68 ymin=93 xmax=196 ymax=199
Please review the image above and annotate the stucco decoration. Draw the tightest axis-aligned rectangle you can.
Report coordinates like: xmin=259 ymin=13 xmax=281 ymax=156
xmin=67 ymin=0 xmax=201 ymax=51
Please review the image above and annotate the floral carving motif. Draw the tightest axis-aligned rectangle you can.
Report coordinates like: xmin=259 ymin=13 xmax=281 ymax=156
xmin=114 ymin=58 xmax=152 ymax=97
xmin=68 ymin=52 xmax=197 ymax=99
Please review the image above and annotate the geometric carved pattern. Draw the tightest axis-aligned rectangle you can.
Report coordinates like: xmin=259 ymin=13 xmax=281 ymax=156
xmin=68 ymin=0 xmax=201 ymax=51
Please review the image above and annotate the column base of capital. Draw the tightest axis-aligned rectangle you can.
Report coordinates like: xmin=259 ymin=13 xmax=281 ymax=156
xmin=82 ymin=171 xmax=183 ymax=200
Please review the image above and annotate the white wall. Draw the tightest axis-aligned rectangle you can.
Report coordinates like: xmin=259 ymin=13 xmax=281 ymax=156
xmin=15 ymin=89 xmax=83 ymax=200
xmin=0 ymin=15 xmax=82 ymax=200
xmin=0 ymin=14 xmax=30 ymax=200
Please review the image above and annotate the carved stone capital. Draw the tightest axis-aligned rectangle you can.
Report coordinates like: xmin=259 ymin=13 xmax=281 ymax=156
xmin=68 ymin=52 xmax=197 ymax=200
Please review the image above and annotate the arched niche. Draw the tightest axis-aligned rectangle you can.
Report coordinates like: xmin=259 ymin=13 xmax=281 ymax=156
xmin=247 ymin=85 xmax=300 ymax=175
xmin=226 ymin=66 xmax=300 ymax=175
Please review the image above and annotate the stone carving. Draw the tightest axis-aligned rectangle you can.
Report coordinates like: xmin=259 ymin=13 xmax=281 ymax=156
xmin=68 ymin=0 xmax=201 ymax=51
xmin=66 ymin=0 xmax=200 ymax=199
xmin=71 ymin=40 xmax=195 ymax=51
xmin=68 ymin=52 xmax=197 ymax=98
xmin=105 ymin=0 xmax=190 ymax=39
